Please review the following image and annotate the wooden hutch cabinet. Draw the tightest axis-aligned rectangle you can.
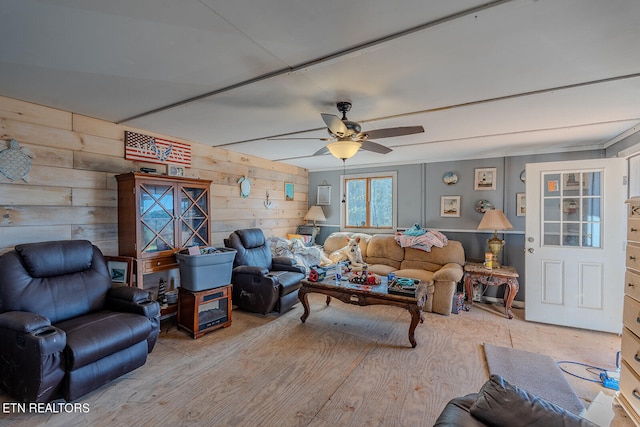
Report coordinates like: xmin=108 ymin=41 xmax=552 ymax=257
xmin=115 ymin=172 xmax=212 ymax=291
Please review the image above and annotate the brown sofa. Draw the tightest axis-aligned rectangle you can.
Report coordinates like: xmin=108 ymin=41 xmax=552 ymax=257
xmin=323 ymin=232 xmax=465 ymax=314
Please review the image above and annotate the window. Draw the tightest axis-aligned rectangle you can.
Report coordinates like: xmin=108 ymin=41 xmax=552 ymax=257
xmin=341 ymin=171 xmax=397 ymax=231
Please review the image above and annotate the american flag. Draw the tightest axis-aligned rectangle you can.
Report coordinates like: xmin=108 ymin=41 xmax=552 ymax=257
xmin=124 ymin=131 xmax=191 ymax=167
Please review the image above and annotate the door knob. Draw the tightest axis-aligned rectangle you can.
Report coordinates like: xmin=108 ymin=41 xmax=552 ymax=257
xmin=527 ymin=237 xmax=535 ymax=242
xmin=527 ymin=248 xmax=535 ymax=253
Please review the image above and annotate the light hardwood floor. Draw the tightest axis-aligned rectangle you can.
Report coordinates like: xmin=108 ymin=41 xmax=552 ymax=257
xmin=0 ymin=295 xmax=631 ymax=426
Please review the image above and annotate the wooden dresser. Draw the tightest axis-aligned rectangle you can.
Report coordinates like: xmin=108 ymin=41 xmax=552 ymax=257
xmin=617 ymin=197 xmax=640 ymax=424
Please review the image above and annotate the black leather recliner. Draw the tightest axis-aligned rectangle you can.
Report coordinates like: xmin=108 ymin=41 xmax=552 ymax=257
xmin=225 ymin=229 xmax=305 ymax=315
xmin=434 ymin=375 xmax=597 ymax=426
xmin=0 ymin=240 xmax=160 ymax=403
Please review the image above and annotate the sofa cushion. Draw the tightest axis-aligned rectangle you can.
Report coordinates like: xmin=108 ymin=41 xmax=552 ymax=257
xmin=57 ymin=311 xmax=152 ymax=370
xmin=366 ymin=264 xmax=397 ymax=276
xmin=401 ymin=241 xmax=465 ymax=271
xmin=469 ymin=374 xmax=597 ymax=427
xmin=365 ymin=234 xmax=404 ymax=269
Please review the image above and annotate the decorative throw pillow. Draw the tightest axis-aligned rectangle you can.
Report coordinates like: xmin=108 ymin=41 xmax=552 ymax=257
xmin=469 ymin=374 xmax=597 ymax=427
xmin=287 ymin=234 xmax=304 ymax=242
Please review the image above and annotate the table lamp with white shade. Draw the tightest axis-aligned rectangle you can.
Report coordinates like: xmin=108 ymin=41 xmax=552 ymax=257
xmin=477 ymin=208 xmax=513 ymax=268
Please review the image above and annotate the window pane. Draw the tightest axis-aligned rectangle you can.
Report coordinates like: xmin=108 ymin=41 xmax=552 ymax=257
xmin=563 ymin=223 xmax=580 ymax=246
xmin=583 ymin=171 xmax=601 ymax=196
xmin=562 ymin=198 xmax=580 ymax=221
xmin=562 ymin=172 xmax=580 ymax=197
xmin=582 ymin=198 xmax=600 ymax=222
xmin=544 ymin=174 xmax=561 ymax=197
xmin=544 ymin=222 xmax=560 ymax=246
xmin=370 ymin=178 xmax=392 ymax=227
xmin=346 ymin=179 xmax=366 ymax=227
xmin=582 ymin=223 xmax=600 ymax=248
xmin=544 ymin=199 xmax=561 ymax=221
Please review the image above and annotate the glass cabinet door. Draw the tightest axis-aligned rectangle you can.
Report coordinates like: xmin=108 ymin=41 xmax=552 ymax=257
xmin=179 ymin=186 xmax=209 ymax=248
xmin=139 ymin=183 xmax=175 ymax=254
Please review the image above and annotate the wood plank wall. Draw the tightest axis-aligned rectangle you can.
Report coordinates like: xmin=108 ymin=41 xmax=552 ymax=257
xmin=0 ymin=96 xmax=308 ymax=255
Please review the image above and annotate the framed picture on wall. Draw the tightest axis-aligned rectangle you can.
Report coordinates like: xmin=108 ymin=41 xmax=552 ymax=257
xmin=317 ymin=185 xmax=331 ymax=205
xmin=474 ymin=168 xmax=497 ymax=190
xmin=285 ymin=182 xmax=294 ymax=201
xmin=441 ymin=196 xmax=461 ymax=217
xmin=516 ymin=192 xmax=526 ymax=216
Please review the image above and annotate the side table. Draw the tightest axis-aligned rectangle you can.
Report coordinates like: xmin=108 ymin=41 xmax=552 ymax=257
xmin=177 ymin=285 xmax=232 ymax=339
xmin=463 ymin=262 xmax=519 ymax=319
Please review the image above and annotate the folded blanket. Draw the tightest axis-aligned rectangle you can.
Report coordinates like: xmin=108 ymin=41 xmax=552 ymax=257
xmin=394 ymin=230 xmax=448 ymax=252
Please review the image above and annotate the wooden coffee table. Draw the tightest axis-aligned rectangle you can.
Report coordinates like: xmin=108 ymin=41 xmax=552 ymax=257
xmin=298 ymin=277 xmax=428 ymax=348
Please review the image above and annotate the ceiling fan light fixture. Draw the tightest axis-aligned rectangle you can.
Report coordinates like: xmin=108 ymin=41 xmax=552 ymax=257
xmin=327 ymin=140 xmax=361 ymax=160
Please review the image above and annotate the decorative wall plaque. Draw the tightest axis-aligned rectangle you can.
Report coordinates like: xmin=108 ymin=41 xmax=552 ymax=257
xmin=0 ymin=139 xmax=35 ymax=182
xmin=124 ymin=131 xmax=191 ymax=167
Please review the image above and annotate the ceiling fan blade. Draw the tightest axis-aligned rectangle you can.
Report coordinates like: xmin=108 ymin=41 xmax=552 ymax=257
xmin=313 ymin=146 xmax=330 ymax=156
xmin=321 ymin=113 xmax=348 ymax=137
xmin=360 ymin=140 xmax=392 ymax=154
xmin=361 ymin=126 xmax=425 ymax=139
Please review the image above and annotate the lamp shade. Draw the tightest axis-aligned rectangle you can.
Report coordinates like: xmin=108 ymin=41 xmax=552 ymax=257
xmin=303 ymin=205 xmax=326 ymax=222
xmin=477 ymin=209 xmax=513 ymax=231
xmin=326 ymin=140 xmax=361 ymax=160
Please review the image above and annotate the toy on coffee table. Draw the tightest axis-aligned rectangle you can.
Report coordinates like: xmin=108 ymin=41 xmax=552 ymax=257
xmin=307 ymin=266 xmax=328 ymax=282
xmin=348 ymin=270 xmax=381 ymax=285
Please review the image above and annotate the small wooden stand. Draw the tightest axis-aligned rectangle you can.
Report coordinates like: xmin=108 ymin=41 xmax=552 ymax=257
xmin=177 ymin=285 xmax=232 ymax=339
xmin=463 ymin=262 xmax=519 ymax=319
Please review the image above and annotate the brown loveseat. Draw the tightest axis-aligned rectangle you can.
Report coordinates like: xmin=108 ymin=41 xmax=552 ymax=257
xmin=323 ymin=232 xmax=465 ymax=315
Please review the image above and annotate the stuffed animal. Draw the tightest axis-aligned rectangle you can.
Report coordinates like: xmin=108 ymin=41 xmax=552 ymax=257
xmin=328 ymin=237 xmax=367 ymax=270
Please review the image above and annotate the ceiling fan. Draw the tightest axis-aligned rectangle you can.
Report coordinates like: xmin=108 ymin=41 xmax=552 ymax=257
xmin=272 ymin=101 xmax=425 ymax=160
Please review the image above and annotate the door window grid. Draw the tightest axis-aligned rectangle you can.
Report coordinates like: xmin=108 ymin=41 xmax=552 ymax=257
xmin=542 ymin=170 xmax=602 ymax=248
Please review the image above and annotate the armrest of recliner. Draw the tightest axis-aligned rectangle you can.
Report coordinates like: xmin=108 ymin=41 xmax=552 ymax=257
xmin=273 ymin=256 xmax=296 ymax=266
xmin=272 ymin=257 xmax=305 ymax=274
xmin=0 ymin=311 xmax=65 ymax=355
xmin=234 ymin=265 xmax=270 ymax=276
xmin=0 ymin=311 xmax=66 ymax=402
xmin=0 ymin=311 xmax=51 ymax=334
xmin=107 ymin=286 xmax=160 ymax=319
xmin=106 ymin=287 xmax=160 ymax=353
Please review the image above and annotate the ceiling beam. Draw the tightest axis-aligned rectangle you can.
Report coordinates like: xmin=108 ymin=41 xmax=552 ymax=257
xmin=117 ymin=0 xmax=514 ymax=124
xmin=218 ymin=72 xmax=640 ymax=147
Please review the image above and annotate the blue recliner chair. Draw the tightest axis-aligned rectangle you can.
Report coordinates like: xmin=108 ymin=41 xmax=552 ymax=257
xmin=225 ymin=229 xmax=305 ymax=315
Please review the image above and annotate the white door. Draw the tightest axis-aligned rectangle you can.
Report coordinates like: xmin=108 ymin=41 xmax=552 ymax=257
xmin=525 ymin=158 xmax=627 ymax=333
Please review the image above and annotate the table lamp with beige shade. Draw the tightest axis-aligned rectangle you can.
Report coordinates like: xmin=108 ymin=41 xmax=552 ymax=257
xmin=303 ymin=205 xmax=326 ymax=234
xmin=477 ymin=208 xmax=513 ymax=268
